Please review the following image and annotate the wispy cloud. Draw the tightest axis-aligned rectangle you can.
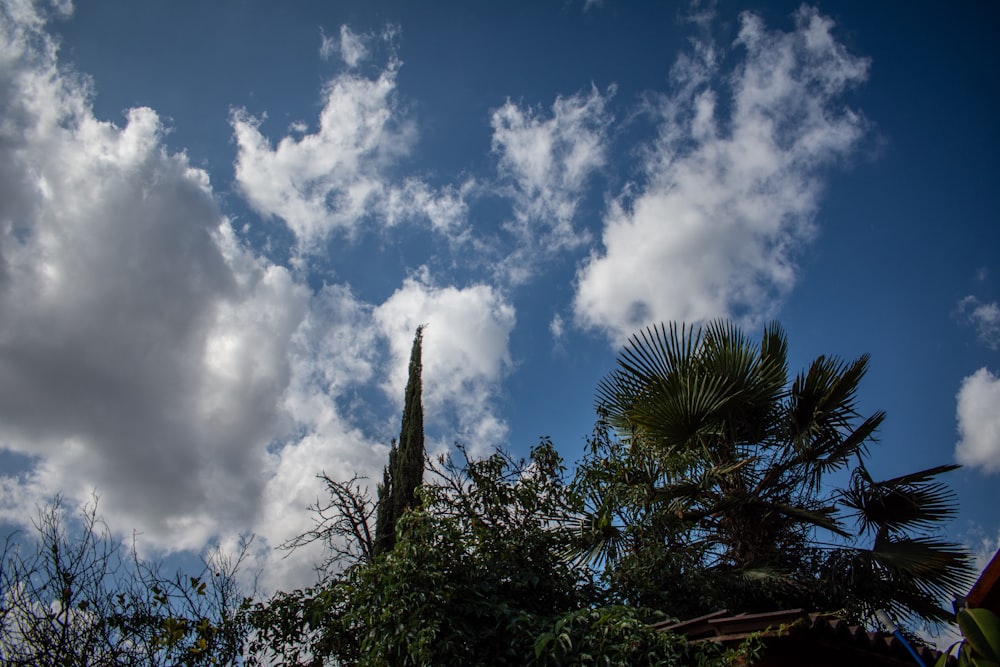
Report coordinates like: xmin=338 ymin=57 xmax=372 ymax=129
xmin=490 ymin=86 xmax=612 ymax=282
xmin=956 ymin=367 xmax=1000 ymax=474
xmin=320 ymin=25 xmax=370 ymax=67
xmin=573 ymin=6 xmax=870 ymax=344
xmin=958 ymin=295 xmax=1000 ymax=349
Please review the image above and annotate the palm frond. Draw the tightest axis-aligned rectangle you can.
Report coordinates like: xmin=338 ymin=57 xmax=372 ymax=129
xmin=873 ymin=463 xmax=963 ymax=487
xmin=759 ymin=501 xmax=850 ymax=538
xmin=626 ymin=371 xmax=739 ymax=447
xmin=563 ymin=510 xmax=625 ymax=568
xmin=648 ymin=458 xmax=752 ymax=505
xmin=867 ymin=535 xmax=975 ymax=603
xmin=581 ymin=319 xmax=972 ymax=627
xmin=759 ymin=321 xmax=789 ymax=377
xmin=616 ymin=322 xmax=700 ymax=385
xmin=787 ymin=355 xmax=871 ymax=444
xmin=788 ymin=411 xmax=885 ymax=492
xmin=843 ymin=464 xmax=961 ymax=536
xmin=702 ymin=319 xmax=787 ymax=425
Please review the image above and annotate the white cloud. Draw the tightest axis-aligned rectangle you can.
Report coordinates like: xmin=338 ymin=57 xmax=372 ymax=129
xmin=573 ymin=6 xmax=870 ymax=344
xmin=958 ymin=296 xmax=1000 ymax=349
xmin=956 ymin=368 xmax=1000 ymax=473
xmin=374 ymin=271 xmax=516 ymax=455
xmin=550 ymin=313 xmax=565 ymax=340
xmin=338 ymin=25 xmax=369 ymax=67
xmin=319 ymin=25 xmax=370 ymax=67
xmin=383 ymin=177 xmax=474 ymax=234
xmin=252 ymin=286 xmax=385 ymax=588
xmin=232 ymin=54 xmax=470 ymax=250
xmin=319 ymin=28 xmax=337 ymax=61
xmin=490 ymin=86 xmax=612 ymax=280
xmin=0 ymin=2 xmax=311 ymax=551
xmin=962 ymin=523 xmax=1000 ymax=574
xmin=231 ymin=64 xmax=412 ymax=247
xmin=0 ymin=6 xmax=494 ymax=589
xmin=244 ymin=273 xmax=517 ymax=588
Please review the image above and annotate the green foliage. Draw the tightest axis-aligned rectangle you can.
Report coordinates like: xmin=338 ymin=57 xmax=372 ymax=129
xmin=242 ymin=582 xmax=355 ymax=665
xmin=248 ymin=441 xmax=743 ymax=666
xmin=574 ymin=320 xmax=974 ymax=626
xmin=533 ymin=605 xmax=738 ymax=666
xmin=248 ymin=441 xmax=592 ymax=666
xmin=0 ymin=497 xmax=250 ymax=666
xmin=344 ymin=507 xmax=544 ymax=665
xmin=935 ymin=608 xmax=1000 ymax=667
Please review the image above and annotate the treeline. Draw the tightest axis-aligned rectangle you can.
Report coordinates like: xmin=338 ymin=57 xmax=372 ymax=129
xmin=0 ymin=497 xmax=250 ymax=666
xmin=0 ymin=321 xmax=975 ymax=666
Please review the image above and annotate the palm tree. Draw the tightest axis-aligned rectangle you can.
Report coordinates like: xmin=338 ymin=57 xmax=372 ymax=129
xmin=574 ymin=320 xmax=972 ymax=626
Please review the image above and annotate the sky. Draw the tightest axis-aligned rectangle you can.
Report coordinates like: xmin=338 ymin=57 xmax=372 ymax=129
xmin=0 ymin=0 xmax=998 ymax=592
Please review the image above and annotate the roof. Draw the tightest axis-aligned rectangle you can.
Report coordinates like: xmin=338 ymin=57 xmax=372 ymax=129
xmin=966 ymin=549 xmax=1000 ymax=614
xmin=655 ymin=609 xmax=944 ymax=667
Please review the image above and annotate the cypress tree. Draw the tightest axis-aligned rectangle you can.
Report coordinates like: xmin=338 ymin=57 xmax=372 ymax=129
xmin=373 ymin=325 xmax=425 ymax=556
xmin=372 ymin=446 xmax=396 ymax=557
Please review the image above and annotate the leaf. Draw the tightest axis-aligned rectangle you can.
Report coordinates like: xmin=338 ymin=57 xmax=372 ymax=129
xmin=868 ymin=536 xmax=974 ymax=602
xmin=763 ymin=500 xmax=850 ymax=538
xmin=845 ymin=464 xmax=962 ymax=536
xmin=934 ymin=647 xmax=953 ymax=667
xmin=535 ymin=631 xmax=555 ymax=658
xmin=959 ymin=608 xmax=1000 ymax=662
xmin=969 ymin=659 xmax=1000 ymax=667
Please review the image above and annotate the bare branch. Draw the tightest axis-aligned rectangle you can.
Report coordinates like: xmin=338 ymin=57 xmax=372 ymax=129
xmin=281 ymin=473 xmax=377 ymax=574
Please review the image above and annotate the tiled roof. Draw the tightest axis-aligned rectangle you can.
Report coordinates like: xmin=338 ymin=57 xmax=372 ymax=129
xmin=967 ymin=548 xmax=1000 ymax=614
xmin=655 ymin=609 xmax=946 ymax=667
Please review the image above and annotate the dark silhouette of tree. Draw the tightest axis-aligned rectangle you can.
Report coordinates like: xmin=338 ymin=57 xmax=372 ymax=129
xmin=0 ymin=496 xmax=251 ymax=666
xmin=573 ymin=320 xmax=973 ymax=626
xmin=373 ymin=325 xmax=426 ymax=557
xmin=245 ymin=319 xmax=975 ymax=665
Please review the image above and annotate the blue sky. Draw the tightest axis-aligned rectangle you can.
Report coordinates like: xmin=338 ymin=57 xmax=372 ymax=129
xmin=0 ymin=0 xmax=998 ymax=591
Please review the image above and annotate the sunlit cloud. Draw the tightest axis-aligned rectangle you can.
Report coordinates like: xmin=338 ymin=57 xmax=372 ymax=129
xmin=490 ymin=86 xmax=612 ymax=283
xmin=574 ymin=6 xmax=870 ymax=344
xmin=0 ymin=2 xmax=308 ymax=551
xmin=374 ymin=270 xmax=516 ymax=456
xmin=956 ymin=367 xmax=1000 ymax=474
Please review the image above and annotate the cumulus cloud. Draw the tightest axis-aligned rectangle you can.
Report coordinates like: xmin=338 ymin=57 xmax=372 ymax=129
xmin=574 ymin=6 xmax=870 ymax=343
xmin=0 ymin=2 xmax=309 ymax=549
xmin=233 ymin=36 xmax=469 ymax=251
xmin=956 ymin=368 xmax=1000 ymax=473
xmin=0 ymin=6 xmax=518 ymax=594
xmin=958 ymin=296 xmax=1000 ymax=349
xmin=490 ymin=86 xmax=612 ymax=281
xmin=0 ymin=0 xmax=889 ymax=595
xmin=247 ymin=284 xmax=388 ymax=588
xmin=374 ymin=270 xmax=516 ymax=455
xmin=247 ymin=273 xmax=518 ymax=587
xmin=231 ymin=63 xmax=412 ymax=246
